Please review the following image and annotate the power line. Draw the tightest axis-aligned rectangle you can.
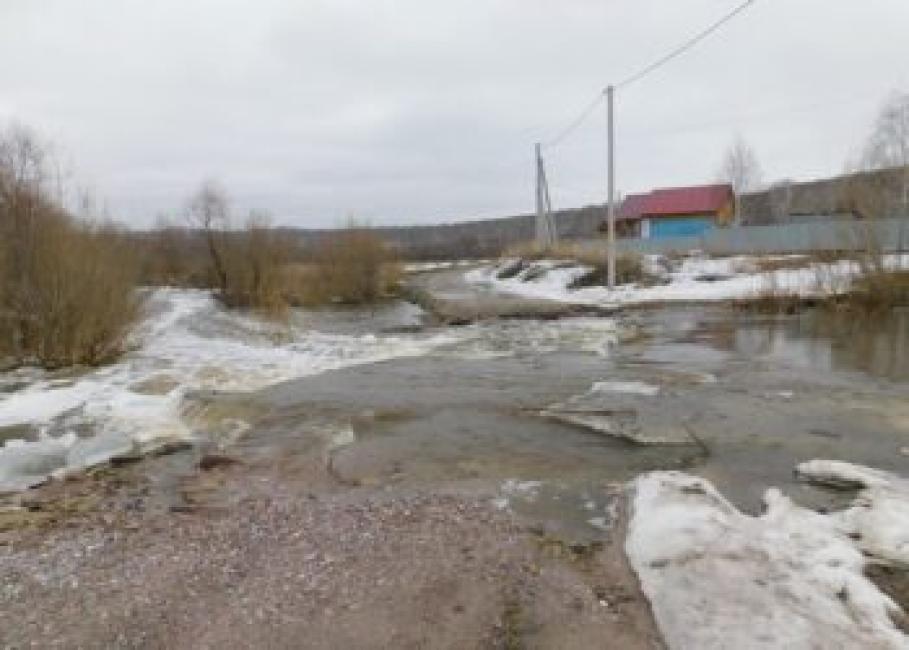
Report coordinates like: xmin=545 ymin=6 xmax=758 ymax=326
xmin=543 ymin=90 xmax=606 ymax=149
xmin=617 ymin=0 xmax=757 ymax=89
xmin=542 ymin=0 xmax=758 ymax=149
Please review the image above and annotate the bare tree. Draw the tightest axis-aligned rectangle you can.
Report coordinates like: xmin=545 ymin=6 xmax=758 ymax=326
xmin=863 ymin=91 xmax=909 ymax=216
xmin=717 ymin=136 xmax=762 ymax=225
xmin=186 ymin=180 xmax=230 ymax=293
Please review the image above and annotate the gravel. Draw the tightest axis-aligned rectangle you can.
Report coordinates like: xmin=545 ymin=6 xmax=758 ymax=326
xmin=0 ymin=467 xmax=662 ymax=649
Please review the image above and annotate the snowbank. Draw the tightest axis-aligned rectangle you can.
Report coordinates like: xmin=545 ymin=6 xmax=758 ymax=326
xmin=626 ymin=466 xmax=909 ymax=649
xmin=466 ymin=253 xmax=909 ymax=307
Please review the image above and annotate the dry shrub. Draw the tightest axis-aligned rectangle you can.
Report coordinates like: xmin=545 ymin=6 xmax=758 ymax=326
xmin=221 ymin=214 xmax=291 ymax=315
xmin=140 ymin=217 xmax=209 ymax=287
xmin=0 ymin=126 xmax=139 ymax=367
xmin=734 ymin=290 xmax=806 ymax=315
xmin=307 ymin=226 xmax=399 ymax=305
xmin=815 ymin=221 xmax=908 ymax=312
xmin=179 ymin=183 xmax=293 ymax=315
xmin=733 ymin=272 xmax=808 ymax=314
xmin=751 ymin=255 xmax=813 ymax=273
xmin=279 ymin=263 xmax=316 ymax=306
xmin=25 ymin=222 xmax=139 ymax=367
xmin=844 ymin=269 xmax=909 ymax=311
xmin=502 ymin=240 xmax=602 ymax=265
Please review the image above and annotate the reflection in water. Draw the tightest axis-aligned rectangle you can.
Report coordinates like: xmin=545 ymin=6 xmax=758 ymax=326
xmin=720 ymin=307 xmax=909 ymax=381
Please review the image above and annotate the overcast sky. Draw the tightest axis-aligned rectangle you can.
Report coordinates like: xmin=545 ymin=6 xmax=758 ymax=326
xmin=1 ymin=0 xmax=907 ymax=228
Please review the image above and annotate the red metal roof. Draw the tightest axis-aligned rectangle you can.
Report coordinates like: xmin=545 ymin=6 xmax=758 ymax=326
xmin=617 ymin=193 xmax=650 ymax=220
xmin=618 ymin=184 xmax=733 ymax=220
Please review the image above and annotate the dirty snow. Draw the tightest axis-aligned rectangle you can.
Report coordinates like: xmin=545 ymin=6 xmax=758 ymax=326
xmin=797 ymin=460 xmax=909 ymax=566
xmin=466 ymin=253 xmax=909 ymax=306
xmin=0 ymin=289 xmax=461 ymax=492
xmin=626 ymin=467 xmax=909 ymax=649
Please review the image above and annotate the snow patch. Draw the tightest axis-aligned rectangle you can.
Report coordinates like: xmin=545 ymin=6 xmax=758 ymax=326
xmin=797 ymin=460 xmax=909 ymax=566
xmin=467 ymin=253 xmax=909 ymax=307
xmin=626 ymin=469 xmax=909 ymax=649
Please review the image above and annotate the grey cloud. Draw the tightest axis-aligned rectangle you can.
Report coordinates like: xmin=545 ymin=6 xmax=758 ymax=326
xmin=1 ymin=0 xmax=907 ymax=227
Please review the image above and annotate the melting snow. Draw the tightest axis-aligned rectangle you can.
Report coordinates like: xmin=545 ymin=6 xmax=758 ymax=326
xmin=626 ymin=466 xmax=909 ymax=649
xmin=796 ymin=460 xmax=909 ymax=566
xmin=466 ymin=253 xmax=909 ymax=307
xmin=0 ymin=289 xmax=460 ymax=492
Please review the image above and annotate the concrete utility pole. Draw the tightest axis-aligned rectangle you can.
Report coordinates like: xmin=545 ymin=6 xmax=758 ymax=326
xmin=606 ymin=85 xmax=616 ymax=288
xmin=535 ymin=142 xmax=557 ymax=248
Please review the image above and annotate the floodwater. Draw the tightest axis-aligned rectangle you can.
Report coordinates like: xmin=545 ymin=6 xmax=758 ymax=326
xmin=1 ymin=283 xmax=907 ymax=544
xmin=240 ymin=299 xmax=909 ymax=539
xmin=711 ymin=306 xmax=909 ymax=382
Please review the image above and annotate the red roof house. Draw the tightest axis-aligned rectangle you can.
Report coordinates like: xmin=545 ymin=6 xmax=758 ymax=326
xmin=615 ymin=184 xmax=734 ymax=239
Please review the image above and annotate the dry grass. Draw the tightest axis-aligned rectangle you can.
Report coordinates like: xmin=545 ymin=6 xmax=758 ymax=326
xmin=737 ymin=251 xmax=908 ymax=315
xmin=749 ymin=255 xmax=813 ymax=273
xmin=846 ymin=269 xmax=909 ymax=311
xmin=734 ymin=287 xmax=807 ymax=315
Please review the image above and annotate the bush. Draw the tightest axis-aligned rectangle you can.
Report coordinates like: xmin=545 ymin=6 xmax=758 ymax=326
xmin=0 ymin=126 xmax=139 ymax=367
xmin=179 ymin=183 xmax=293 ymax=315
xmin=221 ymin=214 xmax=291 ymax=315
xmin=139 ymin=217 xmax=210 ymax=288
xmin=306 ymin=226 xmax=399 ymax=304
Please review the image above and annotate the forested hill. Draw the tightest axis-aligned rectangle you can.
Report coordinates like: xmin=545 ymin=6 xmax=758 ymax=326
xmin=282 ymin=203 xmax=607 ymax=260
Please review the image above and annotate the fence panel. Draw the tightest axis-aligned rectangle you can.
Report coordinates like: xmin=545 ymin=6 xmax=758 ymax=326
xmin=576 ymin=218 xmax=909 ymax=256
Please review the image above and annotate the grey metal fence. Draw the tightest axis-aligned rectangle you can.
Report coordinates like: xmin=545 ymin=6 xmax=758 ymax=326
xmin=577 ymin=218 xmax=909 ymax=256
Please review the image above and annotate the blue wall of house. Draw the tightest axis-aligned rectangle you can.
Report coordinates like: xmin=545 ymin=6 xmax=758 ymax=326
xmin=649 ymin=216 xmax=715 ymax=239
